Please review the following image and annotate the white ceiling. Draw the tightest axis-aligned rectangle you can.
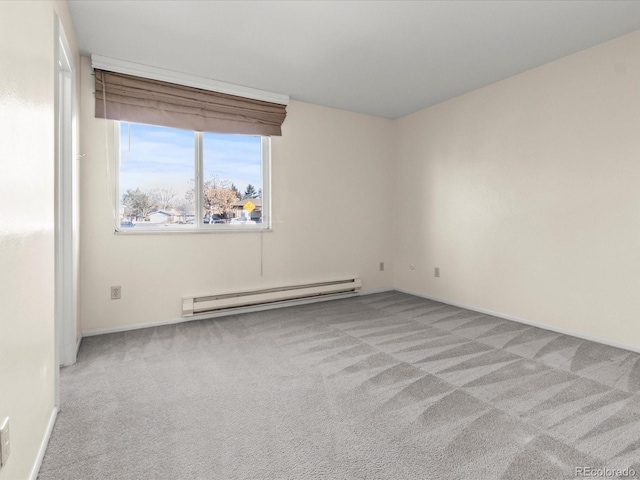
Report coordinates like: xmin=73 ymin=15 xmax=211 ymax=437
xmin=68 ymin=0 xmax=640 ymax=119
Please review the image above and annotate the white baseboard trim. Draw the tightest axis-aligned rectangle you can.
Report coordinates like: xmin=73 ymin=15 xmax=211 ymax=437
xmin=82 ymin=291 xmax=363 ymax=337
xmin=60 ymin=336 xmax=83 ymax=367
xmin=29 ymin=407 xmax=58 ymax=480
xmin=76 ymin=335 xmax=82 ymax=357
xmin=360 ymin=287 xmax=394 ymax=296
xmin=395 ymin=287 xmax=640 ymax=355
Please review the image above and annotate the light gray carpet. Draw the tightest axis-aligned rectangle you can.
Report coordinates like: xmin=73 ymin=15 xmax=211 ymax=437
xmin=39 ymin=292 xmax=640 ymax=479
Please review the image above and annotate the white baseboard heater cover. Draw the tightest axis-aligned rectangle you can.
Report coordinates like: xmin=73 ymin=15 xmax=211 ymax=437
xmin=182 ymin=278 xmax=362 ymax=317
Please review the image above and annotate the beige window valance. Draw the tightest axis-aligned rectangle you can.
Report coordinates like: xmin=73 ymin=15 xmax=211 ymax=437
xmin=94 ymin=69 xmax=287 ymax=136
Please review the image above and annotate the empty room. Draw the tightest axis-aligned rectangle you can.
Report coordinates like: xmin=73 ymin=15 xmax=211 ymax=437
xmin=3 ymin=1 xmax=640 ymax=479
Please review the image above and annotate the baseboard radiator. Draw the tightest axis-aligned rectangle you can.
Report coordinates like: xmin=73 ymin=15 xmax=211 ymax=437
xmin=182 ymin=278 xmax=362 ymax=317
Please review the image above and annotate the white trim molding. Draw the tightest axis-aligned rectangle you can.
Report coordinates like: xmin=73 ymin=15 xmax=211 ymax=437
xmin=395 ymin=288 xmax=640 ymax=355
xmin=54 ymin=16 xmax=78 ymax=408
xmin=29 ymin=407 xmax=58 ymax=480
xmin=91 ymin=54 xmax=289 ymax=106
xmin=359 ymin=287 xmax=394 ymax=296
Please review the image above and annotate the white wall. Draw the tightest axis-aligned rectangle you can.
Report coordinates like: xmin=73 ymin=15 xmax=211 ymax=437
xmin=79 ymin=56 xmax=394 ymax=333
xmin=394 ymin=30 xmax=640 ymax=349
xmin=0 ymin=1 xmax=79 ymax=478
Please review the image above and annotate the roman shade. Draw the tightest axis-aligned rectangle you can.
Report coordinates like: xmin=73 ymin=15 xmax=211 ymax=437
xmin=94 ymin=69 xmax=287 ymax=136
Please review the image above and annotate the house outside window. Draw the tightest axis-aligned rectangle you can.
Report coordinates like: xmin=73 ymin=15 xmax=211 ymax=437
xmin=116 ymin=122 xmax=270 ymax=232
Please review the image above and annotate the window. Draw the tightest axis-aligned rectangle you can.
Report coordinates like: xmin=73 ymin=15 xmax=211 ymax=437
xmin=116 ymin=122 xmax=270 ymax=232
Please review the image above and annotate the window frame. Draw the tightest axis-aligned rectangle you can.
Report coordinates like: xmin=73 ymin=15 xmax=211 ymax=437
xmin=113 ymin=121 xmax=271 ymax=234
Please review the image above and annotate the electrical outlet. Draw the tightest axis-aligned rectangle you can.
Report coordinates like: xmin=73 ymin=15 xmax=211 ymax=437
xmin=379 ymin=262 xmax=384 ymax=271
xmin=0 ymin=417 xmax=10 ymax=470
xmin=435 ymin=267 xmax=440 ymax=278
xmin=110 ymin=286 xmax=121 ymax=300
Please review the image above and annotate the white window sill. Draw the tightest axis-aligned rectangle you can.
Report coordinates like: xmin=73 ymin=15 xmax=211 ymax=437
xmin=114 ymin=226 xmax=272 ymax=235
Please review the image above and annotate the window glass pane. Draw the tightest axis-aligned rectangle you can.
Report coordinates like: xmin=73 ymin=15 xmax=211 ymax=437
xmin=119 ymin=123 xmax=195 ymax=229
xmin=202 ymin=133 xmax=262 ymax=225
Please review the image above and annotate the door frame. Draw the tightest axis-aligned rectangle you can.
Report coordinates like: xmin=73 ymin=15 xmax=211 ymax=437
xmin=54 ymin=16 xmax=78 ymax=406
